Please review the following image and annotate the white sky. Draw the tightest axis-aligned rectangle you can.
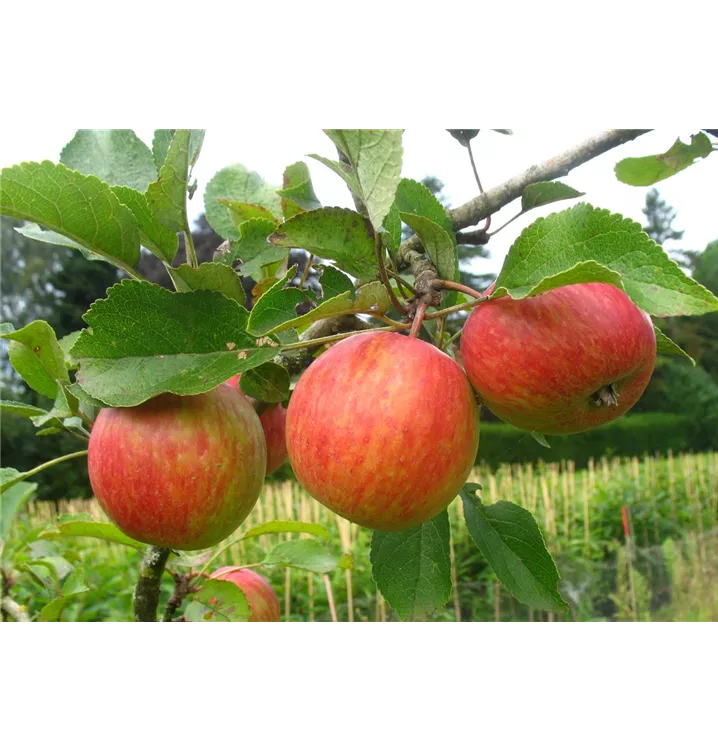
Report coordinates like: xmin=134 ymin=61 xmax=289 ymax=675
xmin=1 ymin=128 xmax=716 ymax=278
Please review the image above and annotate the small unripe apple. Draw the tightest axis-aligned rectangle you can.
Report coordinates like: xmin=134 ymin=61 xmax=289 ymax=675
xmin=460 ymin=282 xmax=656 ymax=435
xmin=286 ymin=331 xmax=480 ymax=531
xmin=225 ymin=374 xmax=288 ymax=475
xmin=209 ymin=566 xmax=281 ymax=622
xmin=88 ymin=384 xmax=266 ymax=550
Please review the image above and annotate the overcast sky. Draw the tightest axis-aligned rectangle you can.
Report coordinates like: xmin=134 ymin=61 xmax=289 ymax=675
xmin=1 ymin=128 xmax=715 ymax=277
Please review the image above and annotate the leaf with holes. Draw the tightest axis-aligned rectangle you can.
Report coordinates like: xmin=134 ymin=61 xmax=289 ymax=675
xmin=188 ymin=579 xmax=250 ymax=622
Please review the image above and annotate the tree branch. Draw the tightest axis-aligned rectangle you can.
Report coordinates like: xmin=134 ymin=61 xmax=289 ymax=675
xmin=1 ymin=597 xmax=30 ymax=622
xmin=133 ymin=546 xmax=171 ymax=622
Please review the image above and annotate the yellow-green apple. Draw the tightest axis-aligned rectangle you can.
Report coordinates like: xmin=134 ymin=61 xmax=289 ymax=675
xmin=209 ymin=566 xmax=281 ymax=622
xmin=88 ymin=384 xmax=266 ymax=550
xmin=226 ymin=374 xmax=288 ymax=475
xmin=286 ymin=331 xmax=480 ymax=531
xmin=460 ymin=282 xmax=656 ymax=435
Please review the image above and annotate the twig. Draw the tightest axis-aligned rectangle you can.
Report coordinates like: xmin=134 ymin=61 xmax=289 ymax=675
xmin=299 ymin=254 xmax=315 ymax=288
xmin=1 ymin=597 xmax=29 ymax=622
xmin=323 ymin=574 xmax=338 ymax=622
xmin=433 ymin=279 xmax=484 ymax=300
xmin=183 ymin=222 xmax=198 ymax=268
xmin=375 ymin=233 xmax=407 ymax=315
xmin=133 ymin=546 xmax=171 ymax=622
xmin=466 ymin=139 xmax=484 ymax=194
xmin=1 ymin=450 xmax=88 ymax=492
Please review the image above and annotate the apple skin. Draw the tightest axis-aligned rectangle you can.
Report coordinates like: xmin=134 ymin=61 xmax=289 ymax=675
xmin=460 ymin=282 xmax=657 ymax=435
xmin=225 ymin=374 xmax=288 ymax=475
xmin=286 ymin=331 xmax=480 ymax=532
xmin=88 ymin=384 xmax=266 ymax=550
xmin=209 ymin=567 xmax=281 ymax=622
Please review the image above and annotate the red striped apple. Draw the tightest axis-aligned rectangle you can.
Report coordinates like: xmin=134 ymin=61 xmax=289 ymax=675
xmin=460 ymin=282 xmax=656 ymax=435
xmin=226 ymin=374 xmax=288 ymax=475
xmin=88 ymin=384 xmax=266 ymax=550
xmin=286 ymin=331 xmax=480 ymax=531
xmin=209 ymin=567 xmax=281 ymax=622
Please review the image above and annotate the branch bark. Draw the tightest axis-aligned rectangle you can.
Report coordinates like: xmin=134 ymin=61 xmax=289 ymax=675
xmin=1 ymin=597 xmax=30 ymax=622
xmin=133 ymin=546 xmax=170 ymax=622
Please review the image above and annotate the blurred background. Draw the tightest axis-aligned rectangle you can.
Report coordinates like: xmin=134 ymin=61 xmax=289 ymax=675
xmin=2 ymin=129 xmax=717 ymax=621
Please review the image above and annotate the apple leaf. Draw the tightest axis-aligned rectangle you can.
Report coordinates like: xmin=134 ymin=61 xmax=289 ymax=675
xmin=531 ymin=432 xmax=551 ymax=448
xmin=246 ymin=267 xmax=311 ymax=336
xmin=400 ymin=213 xmax=457 ymax=285
xmin=382 ymin=202 xmax=402 ymax=256
xmin=318 ymin=265 xmax=354 ymax=299
xmin=39 ymin=521 xmax=146 ymax=550
xmin=14 ymin=223 xmax=105 ymax=263
xmin=239 ymin=362 xmax=290 ymax=403
xmin=239 ymin=521 xmax=329 ymax=541
xmin=60 ymin=129 xmax=157 ymax=192
xmin=0 ymin=480 xmax=38 ymax=540
xmin=145 ymin=129 xmax=191 ymax=232
xmin=461 ymin=484 xmax=567 ymax=613
xmin=277 ymin=161 xmax=322 ymax=219
xmin=110 ymin=185 xmax=179 ymax=264
xmin=204 ymin=164 xmax=282 ymax=240
xmin=654 ymin=325 xmax=696 ymax=365
xmin=447 ymin=129 xmax=480 ymax=147
xmin=269 ymin=207 xmax=378 ymax=281
xmin=263 ymin=538 xmax=339 ymax=573
xmin=394 ymin=178 xmax=455 ymax=240
xmin=521 ymin=181 xmax=585 ymax=212
xmin=221 ymin=217 xmax=286 ymax=279
xmin=58 ymin=331 xmax=82 ymax=370
xmin=307 ymin=153 xmax=361 ymax=194
xmin=152 ymin=130 xmax=205 ymax=172
xmin=1 ymin=320 xmax=68 ymax=399
xmin=188 ymin=579 xmax=250 ymax=622
xmin=615 ymin=133 xmax=713 ymax=186
xmin=0 ymin=400 xmax=49 ymax=419
xmin=70 ymin=279 xmax=278 ymax=407
xmin=323 ymin=129 xmax=403 ymax=232
xmin=169 ymin=262 xmax=246 ymax=305
xmin=370 ymin=510 xmax=452 ymax=621
xmin=38 ymin=570 xmax=90 ymax=622
xmin=494 ymin=203 xmax=718 ymax=317
xmin=0 ymin=161 xmax=140 ymax=273
xmin=1 ymin=467 xmax=26 ymax=494
xmin=219 ymin=199 xmax=279 ymax=227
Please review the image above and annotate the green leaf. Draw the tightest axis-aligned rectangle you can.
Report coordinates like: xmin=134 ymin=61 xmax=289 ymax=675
xmin=39 ymin=520 xmax=146 ymax=550
xmin=447 ymin=129 xmax=480 ymax=147
xmin=2 ymin=320 xmax=68 ymax=398
xmin=71 ymin=279 xmax=278 ymax=407
xmin=0 ymin=480 xmax=37 ymax=539
xmin=370 ymin=511 xmax=452 ymax=621
xmin=381 ymin=202 xmax=402 ymax=256
xmin=461 ymin=484 xmax=567 ymax=613
xmin=219 ymin=199 xmax=279 ymax=227
xmin=317 ymin=265 xmax=354 ymax=300
xmin=0 ymin=161 xmax=140 ymax=272
xmin=169 ymin=262 xmax=246 ymax=305
xmin=277 ymin=161 xmax=321 ymax=219
xmin=111 ymin=185 xmax=179 ymax=264
xmin=60 ymin=129 xmax=157 ymax=192
xmin=0 ymin=400 xmax=48 ymax=419
xmin=38 ymin=570 xmax=89 ymax=621
xmin=400 ymin=213 xmax=457 ymax=285
xmin=324 ymin=129 xmax=403 ymax=231
xmin=66 ymin=381 xmax=108 ymax=408
xmin=204 ymin=164 xmax=282 ymax=240
xmin=1 ymin=467 xmax=25 ymax=493
xmin=615 ymin=133 xmax=713 ymax=186
xmin=190 ymin=579 xmax=250 ymax=622
xmin=222 ymin=217 xmax=286 ymax=279
xmin=494 ymin=203 xmax=718 ymax=317
xmin=521 ymin=181 xmax=585 ymax=212
xmin=531 ymin=431 xmax=551 ymax=448
xmin=263 ymin=538 xmax=339 ymax=573
xmin=394 ymin=178 xmax=455 ymax=241
xmin=240 ymin=521 xmax=329 ymax=541
xmin=59 ymin=331 xmax=82 ymax=370
xmin=269 ymin=207 xmax=378 ymax=280
xmin=246 ymin=267 xmax=310 ymax=336
xmin=152 ymin=130 xmax=205 ymax=172
xmin=14 ymin=223 xmax=104 ymax=262
xmin=30 ymin=386 xmax=76 ymax=428
xmin=307 ymin=154 xmax=361 ymax=194
xmin=654 ymin=325 xmax=696 ymax=365
xmin=145 ymin=129 xmax=191 ymax=232
xmin=239 ymin=362 xmax=290 ymax=403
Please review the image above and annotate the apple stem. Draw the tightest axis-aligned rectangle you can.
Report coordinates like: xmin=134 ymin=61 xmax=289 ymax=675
xmin=433 ymin=279 xmax=484 ymax=300
xmin=133 ymin=546 xmax=171 ymax=622
xmin=409 ymin=302 xmax=428 ymax=338
xmin=591 ymin=384 xmax=619 ymax=408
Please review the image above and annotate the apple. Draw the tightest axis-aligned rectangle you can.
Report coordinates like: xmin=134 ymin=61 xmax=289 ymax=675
xmin=286 ymin=331 xmax=480 ymax=531
xmin=226 ymin=374 xmax=288 ymax=475
xmin=460 ymin=282 xmax=657 ymax=435
xmin=209 ymin=566 xmax=281 ymax=622
xmin=88 ymin=384 xmax=266 ymax=550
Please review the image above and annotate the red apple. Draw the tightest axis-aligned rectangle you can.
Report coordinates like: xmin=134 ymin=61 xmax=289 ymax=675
xmin=88 ymin=384 xmax=266 ymax=550
xmin=209 ymin=566 xmax=281 ymax=622
xmin=286 ymin=331 xmax=480 ymax=531
xmin=225 ymin=374 xmax=288 ymax=475
xmin=460 ymin=282 xmax=656 ymax=435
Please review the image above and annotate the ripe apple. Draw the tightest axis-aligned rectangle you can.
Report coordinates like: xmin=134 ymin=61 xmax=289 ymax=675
xmin=460 ymin=282 xmax=657 ymax=435
xmin=286 ymin=331 xmax=480 ymax=531
xmin=209 ymin=566 xmax=281 ymax=622
xmin=88 ymin=384 xmax=266 ymax=550
xmin=226 ymin=374 xmax=288 ymax=475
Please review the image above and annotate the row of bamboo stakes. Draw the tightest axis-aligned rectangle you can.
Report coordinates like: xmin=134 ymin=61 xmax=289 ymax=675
xmin=25 ymin=451 xmax=718 ymax=621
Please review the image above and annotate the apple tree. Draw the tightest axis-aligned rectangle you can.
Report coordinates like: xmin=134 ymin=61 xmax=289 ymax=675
xmin=1 ymin=128 xmax=717 ymax=622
